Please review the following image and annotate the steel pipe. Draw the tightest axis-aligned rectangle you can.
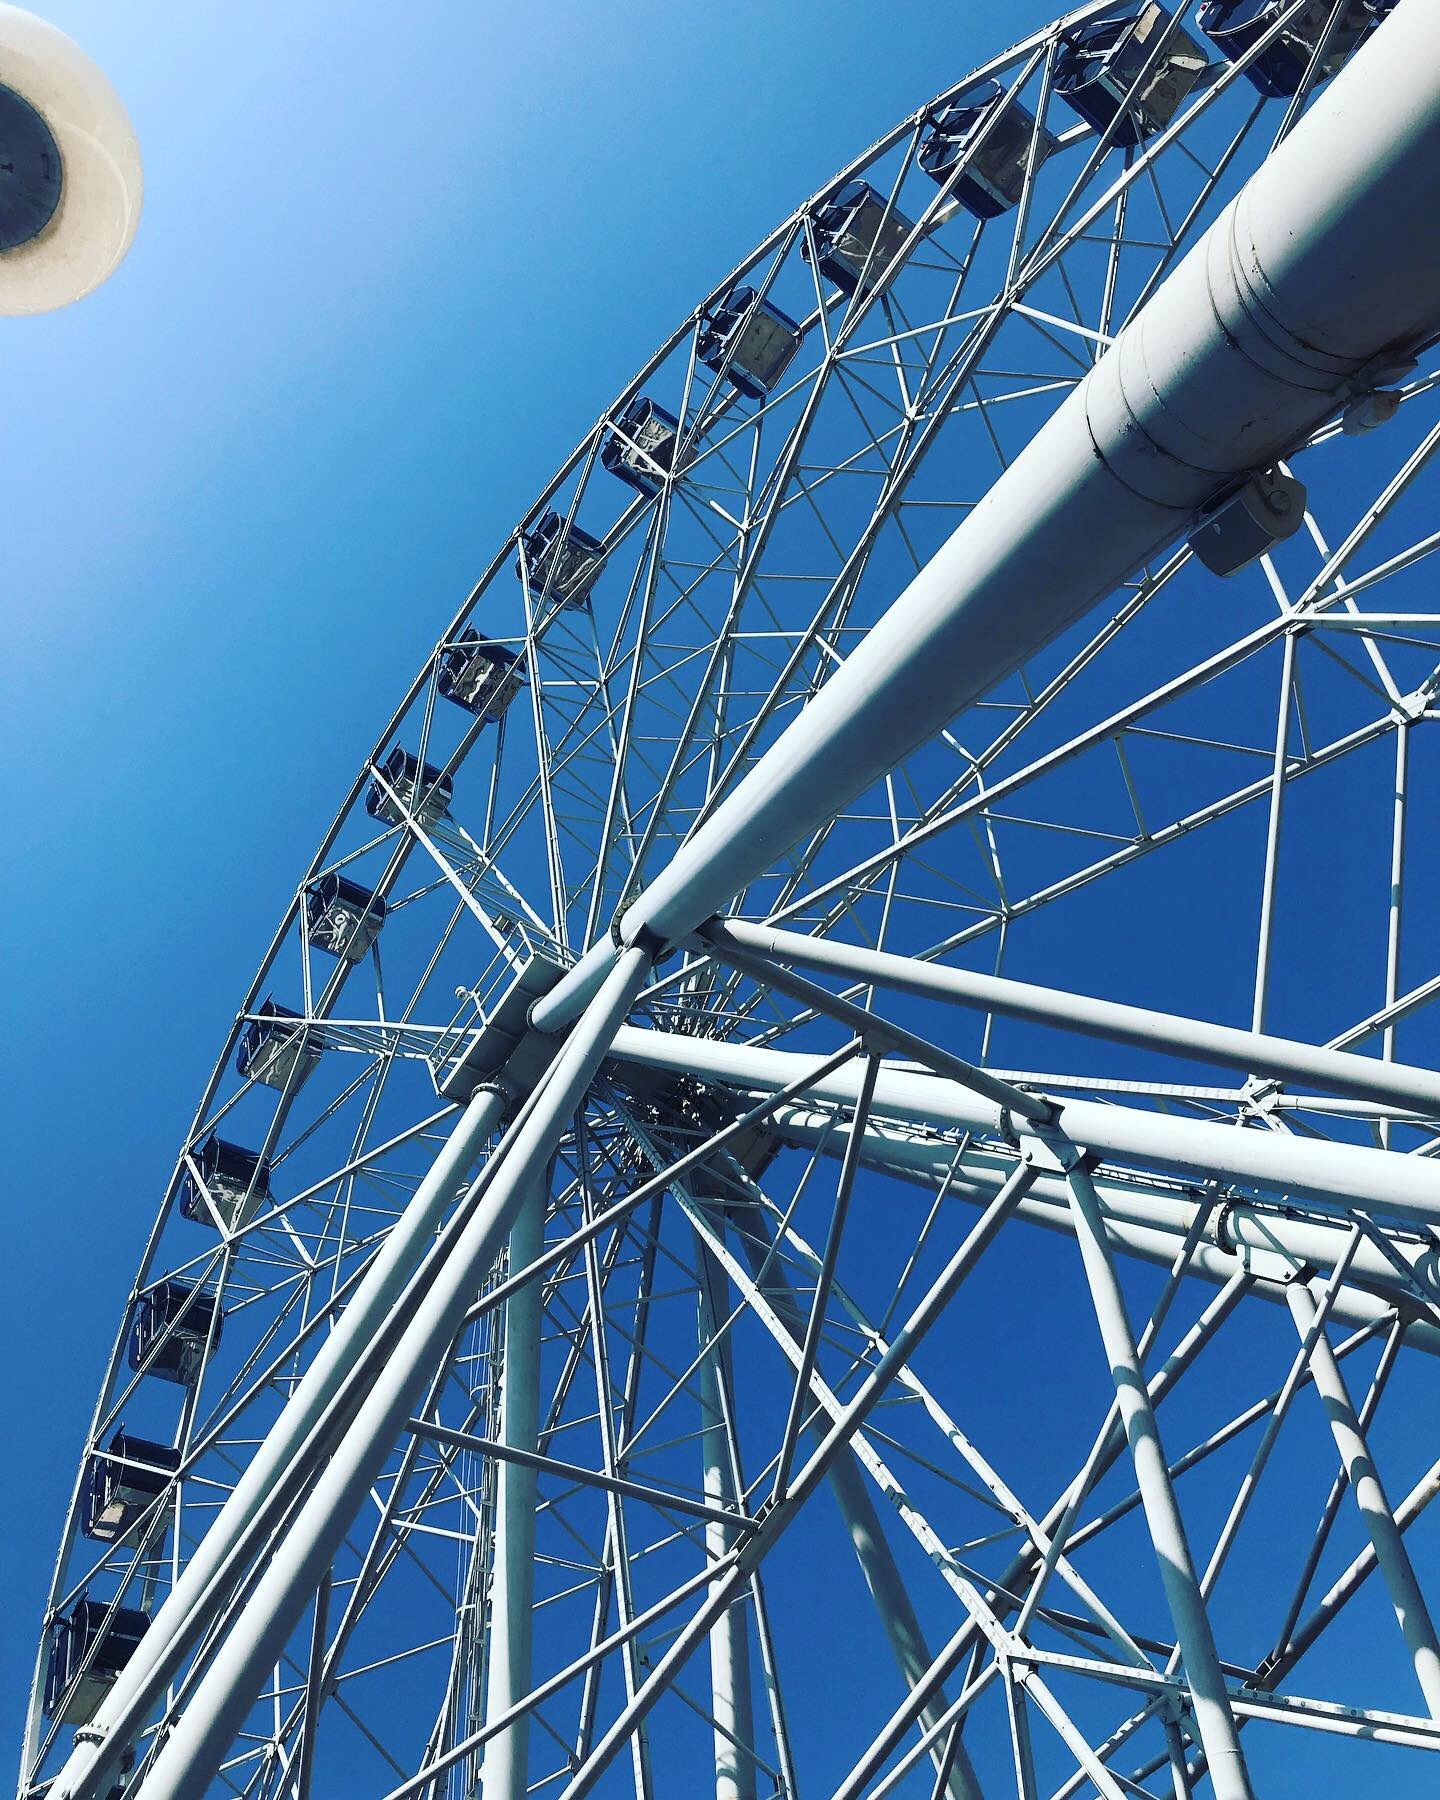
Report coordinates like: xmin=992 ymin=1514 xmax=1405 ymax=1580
xmin=131 ymin=948 xmax=653 ymax=1800
xmin=482 ymin=1185 xmax=546 ymax=1800
xmin=707 ymin=920 xmax=1440 ymax=1118
xmin=695 ymin=1241 xmax=759 ymax=1800
xmin=1285 ymin=1280 xmax=1440 ymax=1717
xmin=534 ymin=0 xmax=1440 ymax=1033
xmin=52 ymin=1080 xmax=512 ymax=1800
xmin=765 ymin=1105 xmax=1440 ymax=1330
xmin=607 ymin=1026 xmax=1440 ymax=1225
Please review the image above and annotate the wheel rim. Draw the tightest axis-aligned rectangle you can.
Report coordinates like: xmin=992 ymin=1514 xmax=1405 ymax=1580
xmin=26 ymin=8 xmax=1440 ymax=1798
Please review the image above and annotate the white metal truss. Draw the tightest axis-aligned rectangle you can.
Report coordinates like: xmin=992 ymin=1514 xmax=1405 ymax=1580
xmin=22 ymin=5 xmax=1440 ymax=1799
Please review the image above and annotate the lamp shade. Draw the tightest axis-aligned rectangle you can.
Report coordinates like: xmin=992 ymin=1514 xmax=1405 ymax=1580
xmin=0 ymin=4 xmax=141 ymax=315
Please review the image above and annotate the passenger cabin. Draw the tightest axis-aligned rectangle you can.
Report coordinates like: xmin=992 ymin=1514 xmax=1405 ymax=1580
xmin=804 ymin=179 xmax=915 ymax=297
xmin=920 ymin=84 xmax=1055 ymax=218
xmin=518 ymin=511 xmax=606 ymax=607
xmin=82 ymin=1428 xmax=180 ymax=1544
xmin=236 ymin=997 xmax=320 ymax=1092
xmin=438 ymin=629 xmax=525 ymax=721
xmin=365 ymin=745 xmax=453 ymax=829
xmin=129 ymin=1281 xmax=221 ymax=1387
xmin=44 ymin=1596 xmax=150 ymax=1726
xmin=178 ymin=1132 xmax=272 ymax=1231
xmin=306 ymin=872 xmax=386 ymax=963
xmin=697 ymin=284 xmax=802 ymax=400
xmin=601 ymin=397 xmax=681 ymax=495
xmin=1197 ymin=0 xmax=1381 ymax=96
xmin=1055 ymin=4 xmax=1208 ymax=145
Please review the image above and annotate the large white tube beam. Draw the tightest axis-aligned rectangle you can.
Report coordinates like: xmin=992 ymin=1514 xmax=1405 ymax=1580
xmin=482 ymin=1185 xmax=546 ymax=1800
xmin=557 ymin=1162 xmax=1040 ymax=1800
xmin=708 ymin=921 xmax=1440 ymax=1118
xmin=131 ymin=948 xmax=653 ymax=1800
xmin=54 ymin=1081 xmax=512 ymax=1800
xmin=725 ymin=1209 xmax=983 ymax=1800
xmin=607 ymin=1026 xmax=1440 ymax=1225
xmin=1066 ymin=1165 xmax=1254 ymax=1800
xmin=694 ymin=1241 xmax=759 ymax=1800
xmin=766 ymin=1107 xmax=1440 ymax=1351
xmin=535 ymin=0 xmax=1440 ymax=1035
xmin=1284 ymin=1280 xmax=1440 ymax=1717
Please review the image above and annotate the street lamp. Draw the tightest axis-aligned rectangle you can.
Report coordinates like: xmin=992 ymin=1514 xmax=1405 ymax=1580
xmin=0 ymin=3 xmax=140 ymax=315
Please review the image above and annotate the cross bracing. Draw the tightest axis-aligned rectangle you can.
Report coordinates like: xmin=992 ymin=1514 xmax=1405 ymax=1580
xmin=23 ymin=5 xmax=1440 ymax=1800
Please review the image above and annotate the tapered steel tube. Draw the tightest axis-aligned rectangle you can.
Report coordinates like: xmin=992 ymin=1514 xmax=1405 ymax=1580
xmin=54 ymin=1079 xmax=512 ymax=1800
xmin=1285 ymin=1280 xmax=1440 ymax=1717
xmin=709 ymin=921 xmax=1440 ymax=1118
xmin=133 ymin=948 xmax=652 ymax=1800
xmin=765 ymin=1105 xmax=1440 ymax=1350
xmin=607 ymin=1026 xmax=1440 ymax=1224
xmin=1066 ymin=1166 xmax=1254 ymax=1800
xmin=534 ymin=0 xmax=1440 ymax=1035
xmin=695 ymin=1243 xmax=759 ymax=1800
xmin=482 ymin=1186 xmax=546 ymax=1800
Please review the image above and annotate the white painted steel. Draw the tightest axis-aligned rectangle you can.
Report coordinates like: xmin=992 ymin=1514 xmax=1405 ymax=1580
xmin=99 ymin=951 xmax=651 ymax=1800
xmin=606 ymin=1025 xmax=1440 ymax=1223
xmin=1284 ymin=1280 xmax=1440 ymax=1718
xmin=708 ymin=920 xmax=1440 ymax=1117
xmin=1065 ymin=1164 xmax=1254 ymax=1800
xmin=50 ymin=1081 xmax=511 ymax=1800
xmin=534 ymin=0 xmax=1440 ymax=1031
xmin=762 ymin=1104 xmax=1440 ymax=1350
xmin=482 ymin=1186 xmax=545 ymax=1800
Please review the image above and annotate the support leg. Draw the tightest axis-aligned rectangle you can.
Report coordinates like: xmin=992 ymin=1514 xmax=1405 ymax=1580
xmin=482 ymin=1183 xmax=546 ymax=1800
xmin=1285 ymin=1277 xmax=1440 ymax=1718
xmin=1065 ymin=1165 xmax=1254 ymax=1800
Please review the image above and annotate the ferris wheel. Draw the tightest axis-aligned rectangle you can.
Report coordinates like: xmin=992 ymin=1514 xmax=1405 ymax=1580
xmin=21 ymin=3 xmax=1440 ymax=1798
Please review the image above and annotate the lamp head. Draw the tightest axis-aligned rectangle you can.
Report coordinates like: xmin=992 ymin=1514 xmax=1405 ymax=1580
xmin=0 ymin=4 xmax=142 ymax=315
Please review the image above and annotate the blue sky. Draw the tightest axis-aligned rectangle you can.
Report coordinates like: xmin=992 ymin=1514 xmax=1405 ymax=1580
xmin=5 ymin=4 xmax=1437 ymax=1793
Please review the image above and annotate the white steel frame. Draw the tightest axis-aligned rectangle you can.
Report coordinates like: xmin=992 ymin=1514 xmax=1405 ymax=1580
xmin=23 ymin=5 xmax=1440 ymax=1799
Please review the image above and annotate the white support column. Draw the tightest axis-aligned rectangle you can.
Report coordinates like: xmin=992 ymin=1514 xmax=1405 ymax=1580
xmin=131 ymin=947 xmax=653 ymax=1800
xmin=727 ymin=1207 xmax=984 ymax=1800
xmin=606 ymin=1025 xmax=1440 ymax=1225
xmin=1285 ymin=1278 xmax=1440 ymax=1718
xmin=695 ymin=1237 xmax=758 ymax=1800
xmin=482 ymin=1183 xmax=546 ymax=1800
xmin=706 ymin=919 xmax=1440 ymax=1118
xmin=53 ymin=1079 xmax=513 ymax=1800
xmin=1065 ymin=1163 xmax=1255 ymax=1800
xmin=762 ymin=1103 xmax=1440 ymax=1345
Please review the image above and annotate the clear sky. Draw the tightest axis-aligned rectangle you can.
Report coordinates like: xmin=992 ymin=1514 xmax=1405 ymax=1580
xmin=4 ymin=4 xmax=1437 ymax=1794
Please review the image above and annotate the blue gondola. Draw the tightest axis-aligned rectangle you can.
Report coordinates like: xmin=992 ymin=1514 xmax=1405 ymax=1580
xmin=517 ymin=511 xmax=606 ymax=606
xmin=601 ymin=397 xmax=681 ymax=495
xmin=365 ymin=745 xmax=453 ymax=828
xmin=128 ymin=1281 xmax=221 ymax=1387
xmin=803 ymin=179 xmax=915 ymax=297
xmin=1055 ymin=4 xmax=1207 ymax=145
xmin=236 ymin=996 xmax=320 ymax=1091
xmin=920 ymin=83 xmax=1056 ymax=218
xmin=306 ymin=872 xmax=386 ymax=963
xmin=438 ymin=628 xmax=525 ymax=721
xmin=178 ymin=1132 xmax=272 ymax=1231
xmin=1197 ymin=0 xmax=1379 ymax=97
xmin=44 ymin=1595 xmax=150 ymax=1725
xmin=697 ymin=284 xmax=802 ymax=400
xmin=82 ymin=1428 xmax=181 ymax=1544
